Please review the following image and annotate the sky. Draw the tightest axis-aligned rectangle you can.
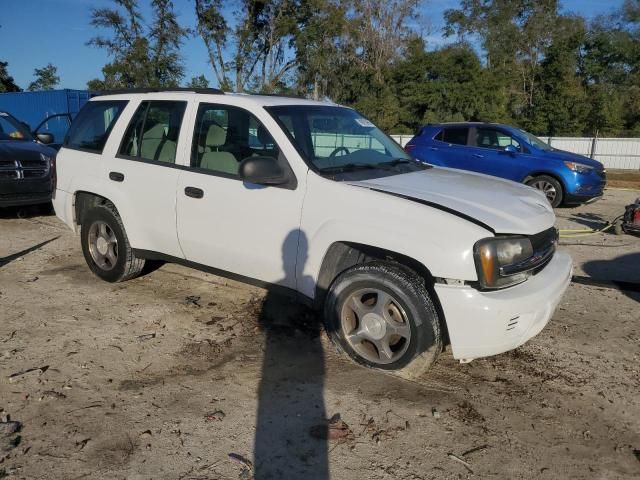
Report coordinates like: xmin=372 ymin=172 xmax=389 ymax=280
xmin=0 ymin=0 xmax=626 ymax=91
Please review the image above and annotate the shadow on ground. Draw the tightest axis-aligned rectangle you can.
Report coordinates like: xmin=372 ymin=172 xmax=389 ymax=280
xmin=0 ymin=203 xmax=55 ymax=219
xmin=582 ymin=251 xmax=640 ymax=302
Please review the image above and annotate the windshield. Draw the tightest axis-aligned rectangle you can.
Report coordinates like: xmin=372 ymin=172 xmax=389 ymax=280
xmin=517 ymin=128 xmax=552 ymax=151
xmin=267 ymin=105 xmax=419 ymax=174
xmin=0 ymin=112 xmax=33 ymax=141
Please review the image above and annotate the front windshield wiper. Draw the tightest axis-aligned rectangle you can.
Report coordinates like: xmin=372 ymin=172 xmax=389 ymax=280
xmin=381 ymin=157 xmax=432 ymax=169
xmin=318 ymin=163 xmax=385 ymax=173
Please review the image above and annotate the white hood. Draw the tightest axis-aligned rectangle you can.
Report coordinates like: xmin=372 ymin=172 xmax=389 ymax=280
xmin=349 ymin=167 xmax=555 ymax=235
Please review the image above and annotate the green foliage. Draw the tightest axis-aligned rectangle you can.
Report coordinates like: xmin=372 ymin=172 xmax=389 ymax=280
xmin=79 ymin=0 xmax=640 ymax=137
xmin=185 ymin=75 xmax=210 ymax=89
xmin=0 ymin=61 xmax=21 ymax=92
xmin=27 ymin=64 xmax=60 ymax=91
xmin=87 ymin=0 xmax=187 ymax=89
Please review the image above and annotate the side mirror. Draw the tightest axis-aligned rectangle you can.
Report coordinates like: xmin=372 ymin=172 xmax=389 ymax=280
xmin=36 ymin=133 xmax=54 ymax=145
xmin=504 ymin=144 xmax=518 ymax=154
xmin=239 ymin=156 xmax=288 ymax=186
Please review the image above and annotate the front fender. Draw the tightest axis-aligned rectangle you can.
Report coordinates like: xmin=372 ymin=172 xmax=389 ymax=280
xmin=298 ymin=175 xmax=489 ymax=299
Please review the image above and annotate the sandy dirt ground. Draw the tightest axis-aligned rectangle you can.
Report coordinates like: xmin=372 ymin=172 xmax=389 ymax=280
xmin=0 ymin=189 xmax=639 ymax=480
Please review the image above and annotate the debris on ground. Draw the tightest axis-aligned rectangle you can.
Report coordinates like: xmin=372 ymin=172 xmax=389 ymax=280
xmin=204 ymin=410 xmax=226 ymax=422
xmin=75 ymin=438 xmax=91 ymax=451
xmin=228 ymin=452 xmax=253 ymax=479
xmin=0 ymin=417 xmax=22 ymax=453
xmin=448 ymin=452 xmax=474 ymax=473
xmin=136 ymin=333 xmax=156 ymax=342
xmin=185 ymin=295 xmax=202 ymax=307
xmin=39 ymin=390 xmax=66 ymax=401
xmin=462 ymin=444 xmax=489 ymax=457
xmin=432 ymin=407 xmax=441 ymax=419
xmin=8 ymin=365 xmax=48 ymax=382
xmin=310 ymin=413 xmax=354 ymax=441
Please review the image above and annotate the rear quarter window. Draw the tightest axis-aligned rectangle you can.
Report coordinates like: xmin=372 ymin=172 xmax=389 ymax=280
xmin=65 ymin=100 xmax=128 ymax=153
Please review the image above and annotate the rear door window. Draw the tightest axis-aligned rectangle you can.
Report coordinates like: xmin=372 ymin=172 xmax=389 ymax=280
xmin=435 ymin=127 xmax=469 ymax=146
xmin=119 ymin=101 xmax=187 ymax=164
xmin=65 ymin=100 xmax=127 ymax=153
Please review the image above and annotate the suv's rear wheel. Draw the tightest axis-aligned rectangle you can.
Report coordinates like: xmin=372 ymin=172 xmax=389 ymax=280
xmin=526 ymin=175 xmax=564 ymax=208
xmin=324 ymin=262 xmax=441 ymax=378
xmin=81 ymin=203 xmax=145 ymax=282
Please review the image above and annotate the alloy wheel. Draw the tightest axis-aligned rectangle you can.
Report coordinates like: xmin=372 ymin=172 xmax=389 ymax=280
xmin=531 ymin=179 xmax=557 ymax=203
xmin=87 ymin=221 xmax=118 ymax=271
xmin=340 ymin=288 xmax=411 ymax=365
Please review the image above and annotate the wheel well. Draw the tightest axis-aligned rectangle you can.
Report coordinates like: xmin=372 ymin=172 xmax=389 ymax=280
xmin=315 ymin=241 xmax=449 ymax=345
xmin=74 ymin=191 xmax=113 ymax=226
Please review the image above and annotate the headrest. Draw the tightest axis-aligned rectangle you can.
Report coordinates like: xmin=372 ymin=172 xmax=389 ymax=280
xmin=206 ymin=123 xmax=226 ymax=147
xmin=144 ymin=123 xmax=167 ymax=139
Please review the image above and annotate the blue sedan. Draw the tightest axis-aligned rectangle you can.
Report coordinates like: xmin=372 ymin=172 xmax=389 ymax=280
xmin=405 ymin=123 xmax=606 ymax=207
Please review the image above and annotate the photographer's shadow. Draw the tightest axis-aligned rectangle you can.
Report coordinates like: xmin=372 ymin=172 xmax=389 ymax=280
xmin=254 ymin=231 xmax=329 ymax=479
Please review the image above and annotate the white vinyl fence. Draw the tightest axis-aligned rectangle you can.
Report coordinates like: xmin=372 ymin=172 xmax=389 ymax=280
xmin=390 ymin=134 xmax=640 ymax=170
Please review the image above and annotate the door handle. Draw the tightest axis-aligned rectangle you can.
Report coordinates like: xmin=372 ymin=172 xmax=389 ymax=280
xmin=427 ymin=146 xmax=439 ymax=151
xmin=109 ymin=171 xmax=124 ymax=182
xmin=184 ymin=186 xmax=204 ymax=199
xmin=472 ymin=154 xmax=484 ymax=159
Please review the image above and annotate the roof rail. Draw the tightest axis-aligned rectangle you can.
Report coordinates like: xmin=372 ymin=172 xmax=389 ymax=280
xmin=244 ymin=92 xmax=308 ymax=100
xmin=94 ymin=87 xmax=225 ymax=96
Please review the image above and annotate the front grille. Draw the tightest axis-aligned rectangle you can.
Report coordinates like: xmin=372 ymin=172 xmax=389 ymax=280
xmin=0 ymin=158 xmax=49 ymax=180
xmin=530 ymin=227 xmax=558 ymax=253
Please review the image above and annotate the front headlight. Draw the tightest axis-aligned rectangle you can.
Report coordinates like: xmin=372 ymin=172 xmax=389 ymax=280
xmin=564 ymin=161 xmax=593 ymax=174
xmin=474 ymin=237 xmax=534 ymax=289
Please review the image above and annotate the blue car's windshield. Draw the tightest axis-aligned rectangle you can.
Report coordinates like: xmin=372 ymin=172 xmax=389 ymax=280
xmin=517 ymin=128 xmax=553 ymax=151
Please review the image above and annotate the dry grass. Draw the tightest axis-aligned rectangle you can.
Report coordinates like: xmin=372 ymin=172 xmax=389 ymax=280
xmin=607 ymin=170 xmax=640 ymax=190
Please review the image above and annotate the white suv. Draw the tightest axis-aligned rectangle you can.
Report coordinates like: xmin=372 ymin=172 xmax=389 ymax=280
xmin=53 ymin=89 xmax=572 ymax=376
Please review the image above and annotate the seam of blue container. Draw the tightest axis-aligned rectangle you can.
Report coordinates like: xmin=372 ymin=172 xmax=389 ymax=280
xmin=0 ymin=89 xmax=92 ymax=129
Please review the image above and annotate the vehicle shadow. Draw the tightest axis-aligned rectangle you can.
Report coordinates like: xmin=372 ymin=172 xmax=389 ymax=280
xmin=564 ymin=212 xmax=610 ymax=230
xmin=0 ymin=203 xmax=55 ymax=219
xmin=582 ymin=252 xmax=640 ymax=302
xmin=0 ymin=236 xmax=59 ymax=269
xmin=254 ymin=231 xmax=329 ymax=479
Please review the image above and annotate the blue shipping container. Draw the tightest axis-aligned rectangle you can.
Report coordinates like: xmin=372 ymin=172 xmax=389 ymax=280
xmin=0 ymin=89 xmax=91 ymax=129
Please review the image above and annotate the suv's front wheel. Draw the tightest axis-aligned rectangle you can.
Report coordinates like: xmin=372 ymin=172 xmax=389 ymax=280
xmin=81 ymin=203 xmax=145 ymax=282
xmin=324 ymin=262 xmax=442 ymax=378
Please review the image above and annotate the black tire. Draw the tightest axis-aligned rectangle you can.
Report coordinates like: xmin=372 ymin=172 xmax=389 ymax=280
xmin=324 ymin=262 xmax=442 ymax=378
xmin=525 ymin=175 xmax=564 ymax=208
xmin=80 ymin=203 xmax=145 ymax=283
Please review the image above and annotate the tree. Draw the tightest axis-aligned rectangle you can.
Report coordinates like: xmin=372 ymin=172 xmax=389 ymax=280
xmin=185 ymin=74 xmax=210 ymax=88
xmin=27 ymin=64 xmax=60 ymax=91
xmin=87 ymin=0 xmax=188 ymax=89
xmin=445 ymin=0 xmax=564 ymax=124
xmin=195 ymin=0 xmax=300 ymax=93
xmin=0 ymin=25 xmax=21 ymax=92
xmin=0 ymin=61 xmax=21 ymax=92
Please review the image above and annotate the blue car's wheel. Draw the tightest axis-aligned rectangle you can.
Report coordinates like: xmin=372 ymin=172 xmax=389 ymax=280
xmin=526 ymin=175 xmax=564 ymax=208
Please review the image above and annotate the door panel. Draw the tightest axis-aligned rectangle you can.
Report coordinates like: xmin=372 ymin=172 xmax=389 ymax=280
xmin=176 ymin=102 xmax=304 ymax=288
xmin=432 ymin=127 xmax=472 ymax=169
xmin=176 ymin=173 xmax=303 ymax=287
xmin=103 ymin=100 xmax=188 ymax=258
xmin=467 ymin=127 xmax=531 ymax=181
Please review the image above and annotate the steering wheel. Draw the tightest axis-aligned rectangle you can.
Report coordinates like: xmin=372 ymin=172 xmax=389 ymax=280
xmin=329 ymin=146 xmax=350 ymax=157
